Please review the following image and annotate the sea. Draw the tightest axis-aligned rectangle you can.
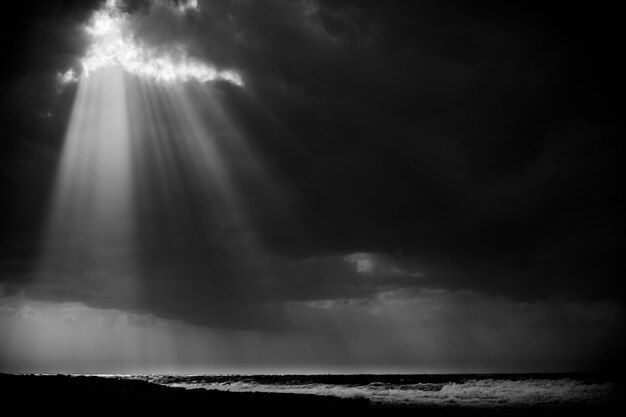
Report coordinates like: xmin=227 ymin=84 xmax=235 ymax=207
xmin=104 ymin=373 xmax=622 ymax=409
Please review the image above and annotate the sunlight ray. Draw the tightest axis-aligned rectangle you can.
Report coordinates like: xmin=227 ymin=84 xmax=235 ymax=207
xmin=37 ymin=65 xmax=137 ymax=307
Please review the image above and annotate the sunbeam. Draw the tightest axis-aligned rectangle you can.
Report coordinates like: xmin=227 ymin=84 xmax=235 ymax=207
xmin=31 ymin=0 xmax=272 ymax=368
xmin=37 ymin=65 xmax=137 ymax=308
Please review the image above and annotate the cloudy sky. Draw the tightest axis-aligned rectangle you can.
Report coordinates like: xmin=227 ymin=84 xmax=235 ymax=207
xmin=0 ymin=0 xmax=623 ymax=374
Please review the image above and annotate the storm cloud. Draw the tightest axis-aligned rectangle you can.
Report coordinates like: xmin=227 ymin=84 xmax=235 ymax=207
xmin=0 ymin=0 xmax=623 ymax=371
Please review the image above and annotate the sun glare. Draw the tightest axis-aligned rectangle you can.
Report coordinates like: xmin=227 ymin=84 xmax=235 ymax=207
xmin=77 ymin=0 xmax=243 ymax=85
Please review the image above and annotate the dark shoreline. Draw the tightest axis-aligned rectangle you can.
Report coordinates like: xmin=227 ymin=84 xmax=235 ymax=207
xmin=0 ymin=373 xmax=622 ymax=415
xmin=3 ymin=373 xmax=370 ymax=412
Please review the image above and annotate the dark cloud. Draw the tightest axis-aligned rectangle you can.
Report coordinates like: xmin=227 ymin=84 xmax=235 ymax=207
xmin=1 ymin=1 xmax=101 ymax=282
xmin=197 ymin=0 xmax=623 ymax=301
xmin=1 ymin=0 xmax=623 ymax=336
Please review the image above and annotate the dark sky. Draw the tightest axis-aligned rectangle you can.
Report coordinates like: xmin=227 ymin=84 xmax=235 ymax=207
xmin=0 ymin=0 xmax=624 ymax=373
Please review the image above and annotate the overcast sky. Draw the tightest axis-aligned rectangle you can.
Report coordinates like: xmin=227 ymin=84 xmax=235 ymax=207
xmin=1 ymin=0 xmax=623 ymax=374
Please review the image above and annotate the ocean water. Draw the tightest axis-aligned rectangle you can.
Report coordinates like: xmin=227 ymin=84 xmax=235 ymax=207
xmin=112 ymin=374 xmax=622 ymax=408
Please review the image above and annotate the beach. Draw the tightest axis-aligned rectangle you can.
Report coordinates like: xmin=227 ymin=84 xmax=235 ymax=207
xmin=1 ymin=373 xmax=622 ymax=415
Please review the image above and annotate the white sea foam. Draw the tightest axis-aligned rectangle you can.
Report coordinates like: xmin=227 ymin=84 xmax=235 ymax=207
xmin=126 ymin=375 xmax=619 ymax=408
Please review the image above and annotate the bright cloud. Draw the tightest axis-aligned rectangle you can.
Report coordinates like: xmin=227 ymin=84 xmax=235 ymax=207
xmin=74 ymin=0 xmax=243 ymax=85
xmin=171 ymin=0 xmax=199 ymax=14
xmin=345 ymin=252 xmax=376 ymax=273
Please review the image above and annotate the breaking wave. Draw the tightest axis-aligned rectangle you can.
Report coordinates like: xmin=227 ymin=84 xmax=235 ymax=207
xmin=115 ymin=374 xmax=621 ymax=408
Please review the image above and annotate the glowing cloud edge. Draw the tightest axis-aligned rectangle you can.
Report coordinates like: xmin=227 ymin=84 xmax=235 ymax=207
xmin=60 ymin=0 xmax=243 ymax=87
